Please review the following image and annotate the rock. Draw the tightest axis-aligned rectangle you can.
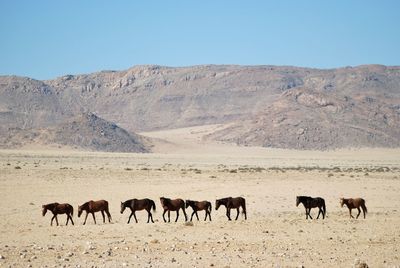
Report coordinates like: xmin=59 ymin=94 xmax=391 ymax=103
xmin=171 ymin=258 xmax=177 ymax=263
xmin=66 ymin=252 xmax=73 ymax=257
xmin=150 ymin=239 xmax=159 ymax=244
xmin=353 ymin=259 xmax=369 ymax=268
xmin=0 ymin=255 xmax=4 ymax=259
xmin=184 ymin=221 xmax=194 ymax=226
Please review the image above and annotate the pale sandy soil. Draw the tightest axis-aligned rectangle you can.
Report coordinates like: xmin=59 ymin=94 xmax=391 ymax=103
xmin=1 ymin=127 xmax=400 ymax=267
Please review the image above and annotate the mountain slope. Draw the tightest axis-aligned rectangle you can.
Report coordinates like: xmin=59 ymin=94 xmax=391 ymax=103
xmin=1 ymin=113 xmax=150 ymax=152
xmin=1 ymin=64 xmax=399 ymax=150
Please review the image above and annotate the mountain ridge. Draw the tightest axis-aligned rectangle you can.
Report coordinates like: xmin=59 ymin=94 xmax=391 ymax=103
xmin=1 ymin=64 xmax=399 ymax=150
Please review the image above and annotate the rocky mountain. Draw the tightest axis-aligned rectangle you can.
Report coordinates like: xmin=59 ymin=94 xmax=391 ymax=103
xmin=0 ymin=113 xmax=150 ymax=152
xmin=1 ymin=64 xmax=399 ymax=150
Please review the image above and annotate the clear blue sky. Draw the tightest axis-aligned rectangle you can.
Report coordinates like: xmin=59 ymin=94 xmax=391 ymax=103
xmin=0 ymin=1 xmax=399 ymax=80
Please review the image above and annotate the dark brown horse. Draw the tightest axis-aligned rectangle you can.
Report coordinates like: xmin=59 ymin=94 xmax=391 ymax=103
xmin=185 ymin=200 xmax=212 ymax=221
xmin=296 ymin=196 xmax=326 ymax=219
xmin=215 ymin=197 xmax=247 ymax=220
xmin=160 ymin=197 xmax=187 ymax=222
xmin=78 ymin=200 xmax=112 ymax=225
xmin=340 ymin=198 xmax=367 ymax=219
xmin=121 ymin=198 xmax=156 ymax=223
xmin=42 ymin=203 xmax=74 ymax=226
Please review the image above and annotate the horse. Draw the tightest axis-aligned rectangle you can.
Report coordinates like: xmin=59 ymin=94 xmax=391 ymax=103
xmin=78 ymin=200 xmax=112 ymax=225
xmin=185 ymin=200 xmax=212 ymax=221
xmin=296 ymin=196 xmax=326 ymax=219
xmin=121 ymin=198 xmax=156 ymax=223
xmin=215 ymin=197 xmax=247 ymax=220
xmin=159 ymin=197 xmax=187 ymax=222
xmin=42 ymin=203 xmax=74 ymax=226
xmin=340 ymin=198 xmax=367 ymax=219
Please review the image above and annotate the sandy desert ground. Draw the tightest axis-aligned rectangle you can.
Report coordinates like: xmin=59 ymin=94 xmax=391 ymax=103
xmin=1 ymin=126 xmax=400 ymax=267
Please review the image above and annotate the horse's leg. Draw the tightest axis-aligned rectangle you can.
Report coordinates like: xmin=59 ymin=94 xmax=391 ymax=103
xmin=175 ymin=210 xmax=180 ymax=222
xmin=50 ymin=215 xmax=55 ymax=226
xmin=128 ymin=212 xmax=133 ymax=224
xmin=168 ymin=210 xmax=171 ymax=222
xmin=226 ymin=208 xmax=231 ymax=221
xmin=195 ymin=211 xmax=200 ymax=221
xmin=183 ymin=207 xmax=188 ymax=221
xmin=55 ymin=215 xmax=59 ymax=226
xmin=308 ymin=208 xmax=313 ymax=219
xmin=317 ymin=208 xmax=321 ymax=219
xmin=101 ymin=211 xmax=105 ymax=223
xmin=162 ymin=210 xmax=167 ymax=223
xmin=66 ymin=214 xmax=69 ymax=226
xmin=190 ymin=211 xmax=195 ymax=221
xmin=204 ymin=211 xmax=207 ymax=221
xmin=242 ymin=204 xmax=247 ymax=220
xmin=133 ymin=211 xmax=138 ymax=223
xmin=349 ymin=208 xmax=354 ymax=219
xmin=356 ymin=207 xmax=361 ymax=219
xmin=92 ymin=212 xmax=96 ymax=224
xmin=149 ymin=210 xmax=154 ymax=223
xmin=83 ymin=212 xmax=88 ymax=225
xmin=209 ymin=209 xmax=212 ymax=221
xmin=70 ymin=214 xmax=74 ymax=225
xmin=146 ymin=209 xmax=150 ymax=223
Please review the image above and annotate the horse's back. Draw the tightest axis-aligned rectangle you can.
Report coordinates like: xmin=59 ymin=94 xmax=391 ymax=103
xmin=90 ymin=200 xmax=109 ymax=211
xmin=56 ymin=203 xmax=73 ymax=214
xmin=354 ymin=198 xmax=365 ymax=206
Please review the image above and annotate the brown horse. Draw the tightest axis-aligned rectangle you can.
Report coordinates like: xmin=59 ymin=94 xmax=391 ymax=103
xmin=185 ymin=200 xmax=212 ymax=221
xmin=121 ymin=198 xmax=156 ymax=223
xmin=215 ymin=197 xmax=247 ymax=220
xmin=296 ymin=196 xmax=326 ymax=219
xmin=78 ymin=200 xmax=112 ymax=225
xmin=160 ymin=197 xmax=187 ymax=222
xmin=42 ymin=203 xmax=74 ymax=226
xmin=340 ymin=198 xmax=367 ymax=219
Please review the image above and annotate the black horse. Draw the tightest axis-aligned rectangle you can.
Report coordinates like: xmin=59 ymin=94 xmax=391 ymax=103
xmin=121 ymin=198 xmax=156 ymax=223
xmin=216 ymin=197 xmax=247 ymax=220
xmin=296 ymin=196 xmax=326 ymax=219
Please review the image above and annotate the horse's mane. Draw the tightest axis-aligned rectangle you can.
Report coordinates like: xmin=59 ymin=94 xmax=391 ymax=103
xmin=44 ymin=202 xmax=59 ymax=209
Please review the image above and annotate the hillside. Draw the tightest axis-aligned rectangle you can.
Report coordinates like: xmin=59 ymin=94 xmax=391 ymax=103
xmin=1 ymin=64 xmax=399 ymax=150
xmin=0 ymin=113 xmax=150 ymax=152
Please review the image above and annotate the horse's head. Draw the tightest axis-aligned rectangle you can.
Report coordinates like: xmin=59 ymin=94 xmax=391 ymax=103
xmin=160 ymin=197 xmax=166 ymax=206
xmin=120 ymin=202 xmax=126 ymax=214
xmin=215 ymin=199 xmax=221 ymax=210
xmin=340 ymin=198 xmax=345 ymax=207
xmin=185 ymin=200 xmax=190 ymax=209
xmin=42 ymin=205 xmax=47 ymax=216
xmin=78 ymin=205 xmax=83 ymax=217
xmin=296 ymin=196 xmax=300 ymax=207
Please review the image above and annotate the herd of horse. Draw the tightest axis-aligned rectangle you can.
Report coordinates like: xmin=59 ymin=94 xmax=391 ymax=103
xmin=42 ymin=196 xmax=367 ymax=226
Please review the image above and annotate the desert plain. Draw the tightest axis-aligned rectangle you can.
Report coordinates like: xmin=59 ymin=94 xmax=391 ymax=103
xmin=0 ymin=126 xmax=400 ymax=267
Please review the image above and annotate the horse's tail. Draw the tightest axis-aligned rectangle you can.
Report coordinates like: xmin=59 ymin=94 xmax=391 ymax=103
xmin=70 ymin=205 xmax=74 ymax=217
xmin=105 ymin=202 xmax=112 ymax=221
xmin=361 ymin=202 xmax=367 ymax=214
xmin=242 ymin=199 xmax=247 ymax=215
xmin=151 ymin=200 xmax=156 ymax=212
xmin=322 ymin=200 xmax=327 ymax=216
